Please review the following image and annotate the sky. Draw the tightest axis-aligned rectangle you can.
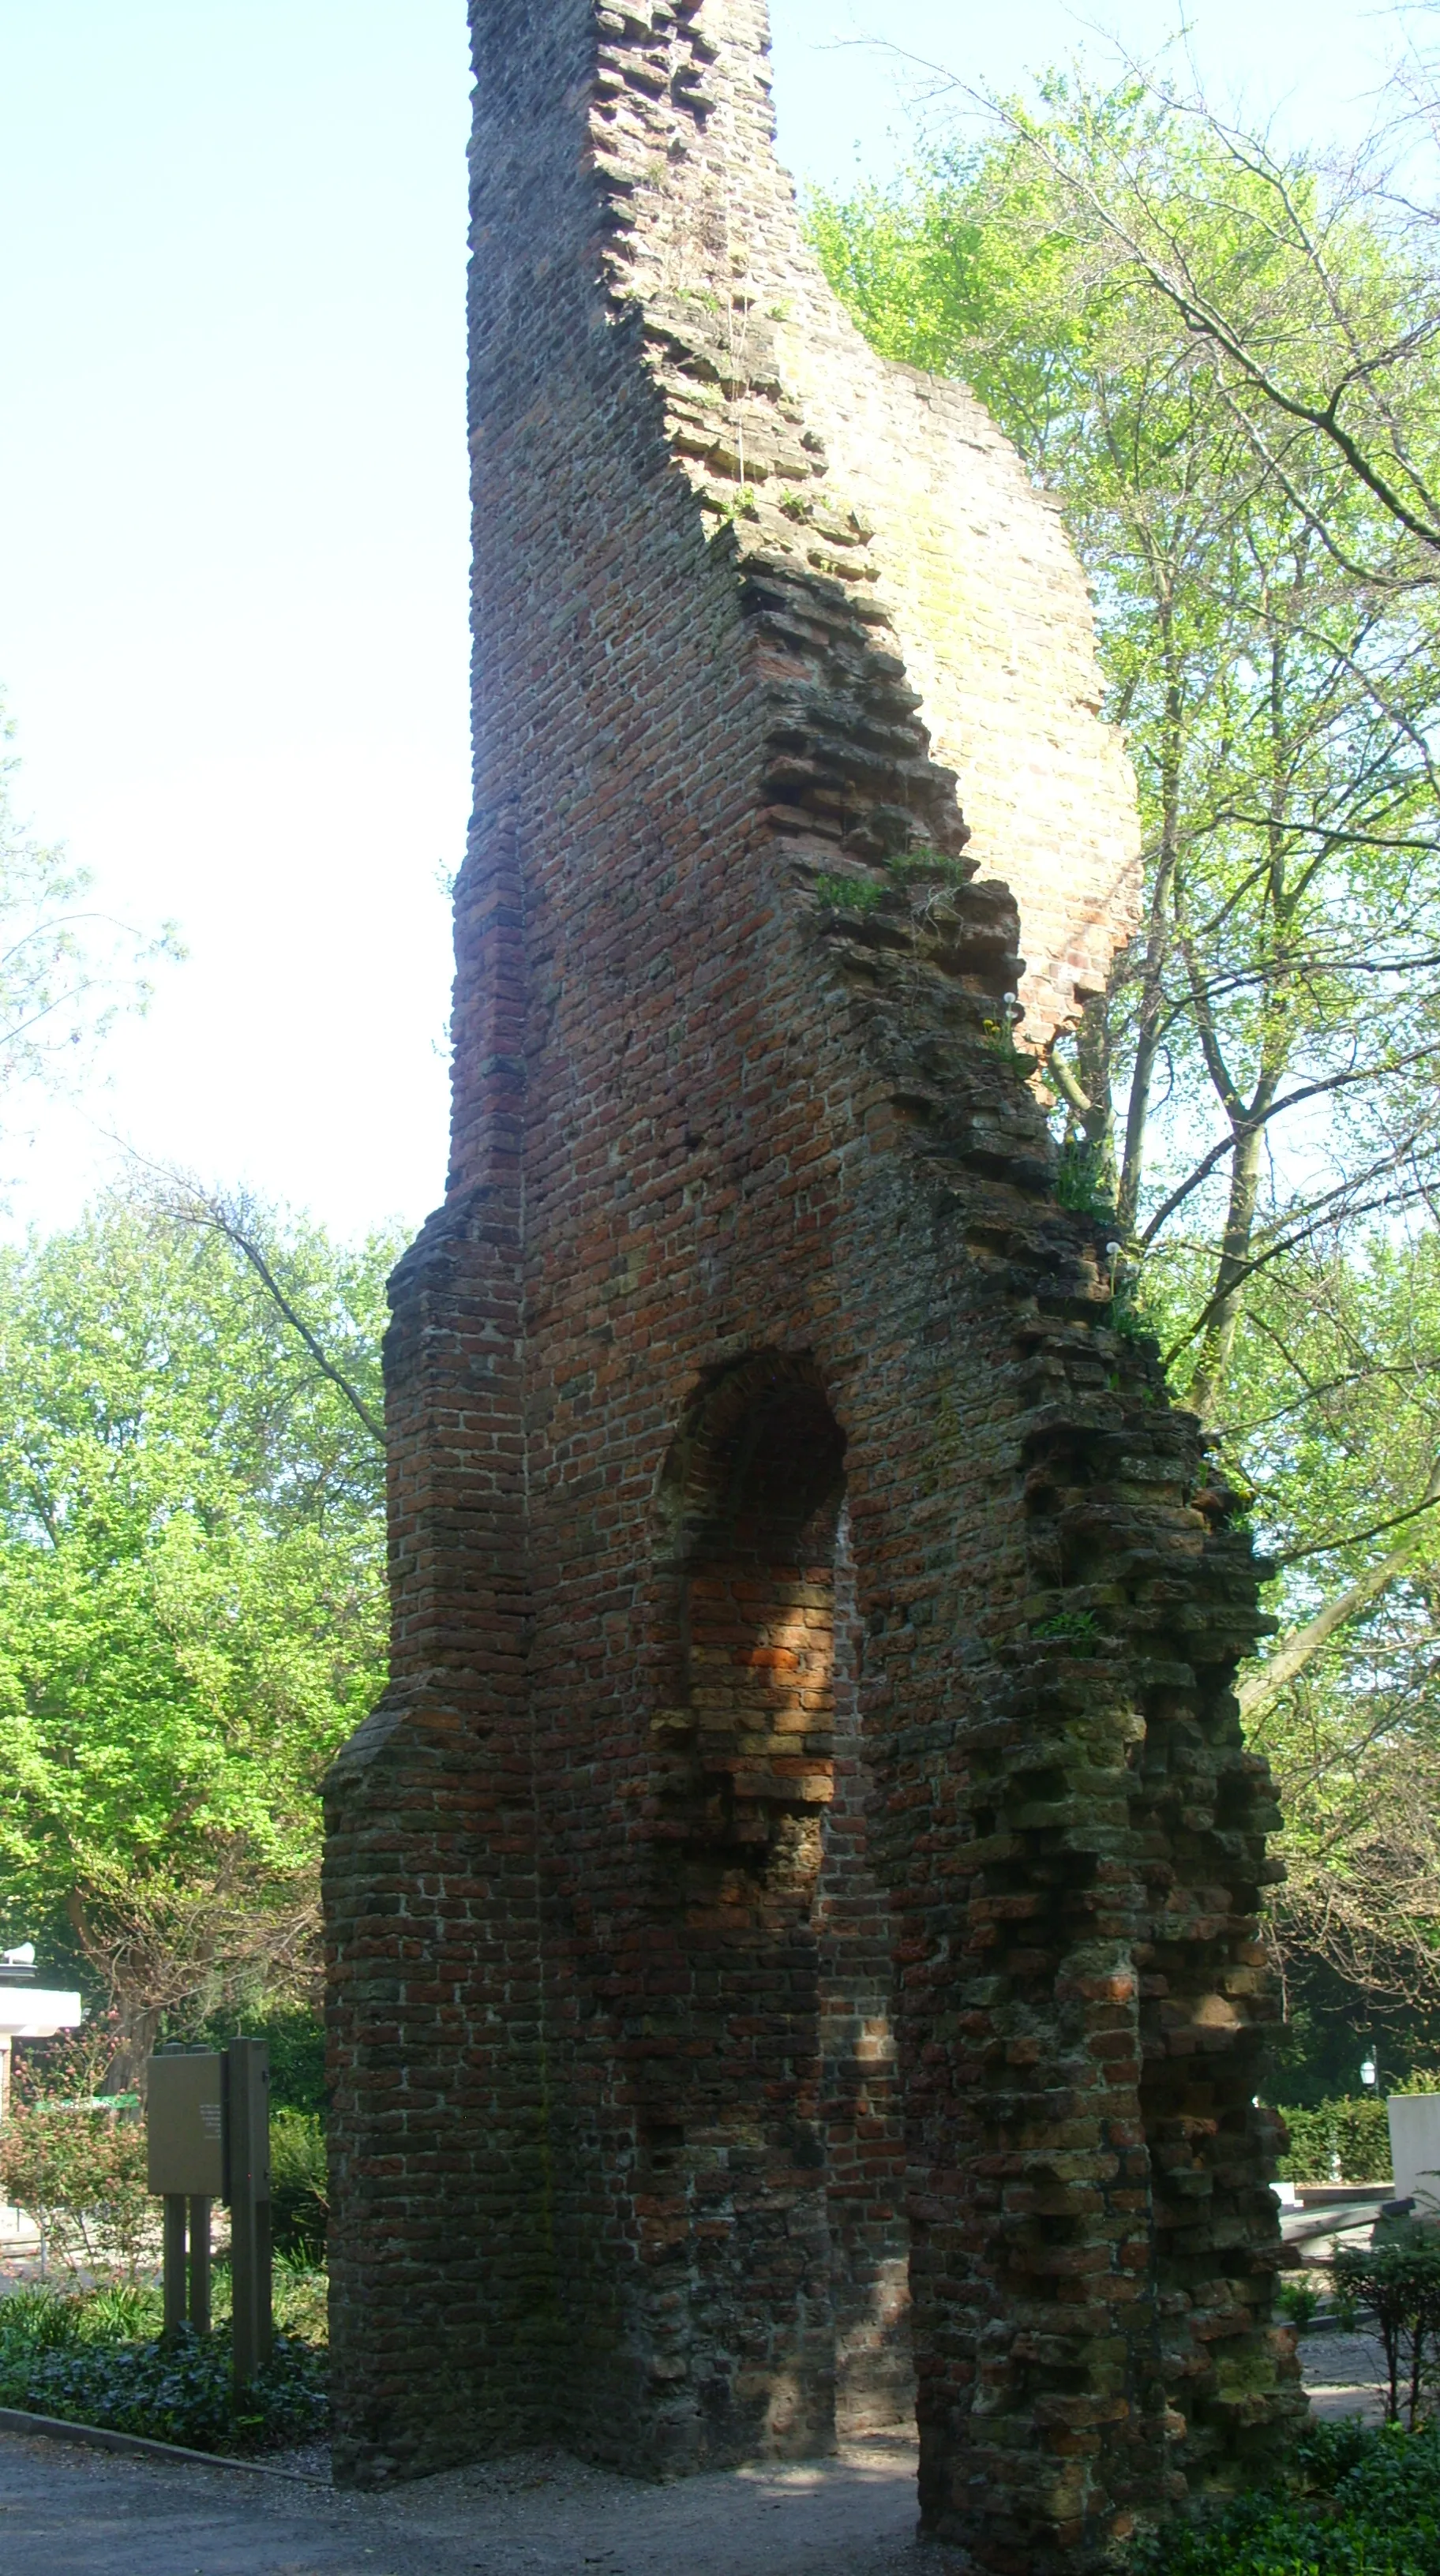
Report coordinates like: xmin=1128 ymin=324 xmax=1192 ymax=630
xmin=0 ymin=0 xmax=1412 ymax=1247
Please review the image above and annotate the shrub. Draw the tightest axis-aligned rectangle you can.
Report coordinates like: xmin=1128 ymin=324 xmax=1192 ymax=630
xmin=1279 ymin=2278 xmax=1320 ymax=2332
xmin=268 ymin=2108 xmax=328 ymax=2260
xmin=0 ymin=2282 xmax=327 ymax=2454
xmin=271 ymin=2248 xmax=328 ymax=2345
xmin=0 ymin=2095 xmax=151 ymax=2276
xmin=1276 ymin=2095 xmax=1393 ymax=2183
xmin=1126 ymin=2420 xmax=1440 ymax=2573
xmin=814 ymin=871 xmax=884 ymax=914
xmin=1332 ymin=2231 xmax=1440 ymax=2428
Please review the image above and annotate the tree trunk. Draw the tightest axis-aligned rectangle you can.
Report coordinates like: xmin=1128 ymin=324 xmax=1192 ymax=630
xmin=1117 ymin=670 xmax=1182 ymax=1237
xmin=1186 ymin=1108 xmax=1269 ymax=1422
xmin=1238 ymin=1457 xmax=1440 ymax=1724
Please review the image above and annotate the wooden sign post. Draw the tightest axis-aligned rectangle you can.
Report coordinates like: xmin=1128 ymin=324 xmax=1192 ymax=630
xmin=224 ymin=2037 xmax=272 ymax=2391
xmin=147 ymin=2037 xmax=271 ymax=2392
xmin=147 ymin=2049 xmax=223 ymax=2339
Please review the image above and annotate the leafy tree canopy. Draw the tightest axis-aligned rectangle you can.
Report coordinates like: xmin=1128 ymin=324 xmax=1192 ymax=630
xmin=810 ymin=66 xmax=1440 ymax=2022
xmin=0 ymin=1188 xmax=396 ymax=2076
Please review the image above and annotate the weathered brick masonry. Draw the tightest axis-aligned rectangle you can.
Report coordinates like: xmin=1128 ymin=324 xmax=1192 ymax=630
xmin=324 ymin=2 xmax=1301 ymax=2561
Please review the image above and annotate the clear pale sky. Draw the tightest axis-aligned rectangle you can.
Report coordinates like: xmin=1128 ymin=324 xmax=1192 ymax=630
xmin=0 ymin=1 xmax=1402 ymax=1245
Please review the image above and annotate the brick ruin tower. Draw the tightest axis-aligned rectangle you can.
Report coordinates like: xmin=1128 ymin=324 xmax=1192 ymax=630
xmin=323 ymin=2 xmax=1301 ymax=2561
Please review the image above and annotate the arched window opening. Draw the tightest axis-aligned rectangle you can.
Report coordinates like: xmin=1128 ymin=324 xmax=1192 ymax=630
xmin=636 ymin=1354 xmax=910 ymax=2459
xmin=665 ymin=1357 xmax=846 ymax=1871
xmin=639 ymin=1354 xmax=847 ymax=2458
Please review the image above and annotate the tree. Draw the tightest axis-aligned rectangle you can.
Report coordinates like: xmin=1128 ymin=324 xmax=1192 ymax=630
xmin=811 ymin=78 xmax=1440 ymax=2008
xmin=0 ymin=1189 xmax=396 ymax=2082
xmin=0 ymin=697 xmax=178 ymax=1122
xmin=868 ymin=11 xmax=1440 ymax=574
xmin=1216 ymin=1231 xmax=1440 ymax=2001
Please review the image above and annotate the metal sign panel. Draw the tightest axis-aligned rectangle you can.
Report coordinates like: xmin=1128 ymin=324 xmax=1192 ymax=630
xmin=146 ymin=2052 xmax=224 ymax=2197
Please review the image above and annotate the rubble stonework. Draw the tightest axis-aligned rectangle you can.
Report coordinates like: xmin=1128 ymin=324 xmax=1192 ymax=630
xmin=323 ymin=2 xmax=1301 ymax=2562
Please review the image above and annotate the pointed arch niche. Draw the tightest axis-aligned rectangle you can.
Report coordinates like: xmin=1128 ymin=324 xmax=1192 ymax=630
xmin=642 ymin=1354 xmax=911 ymax=2454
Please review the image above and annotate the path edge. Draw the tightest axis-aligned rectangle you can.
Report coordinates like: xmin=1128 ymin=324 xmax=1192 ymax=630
xmin=0 ymin=2402 xmax=330 ymax=2484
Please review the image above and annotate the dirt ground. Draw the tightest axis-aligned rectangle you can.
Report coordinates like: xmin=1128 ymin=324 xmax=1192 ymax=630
xmin=0 ymin=2332 xmax=1397 ymax=2576
xmin=1296 ymin=2327 xmax=1389 ymax=2424
xmin=0 ymin=2429 xmax=962 ymax=2576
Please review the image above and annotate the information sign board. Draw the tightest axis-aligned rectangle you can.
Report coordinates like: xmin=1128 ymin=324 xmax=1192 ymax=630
xmin=146 ymin=2051 xmax=223 ymax=2197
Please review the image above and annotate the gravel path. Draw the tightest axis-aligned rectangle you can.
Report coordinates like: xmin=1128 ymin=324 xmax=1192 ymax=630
xmin=1296 ymin=2328 xmax=1390 ymax=2423
xmin=0 ymin=2430 xmax=958 ymax=2576
xmin=0 ymin=2329 xmax=1403 ymax=2574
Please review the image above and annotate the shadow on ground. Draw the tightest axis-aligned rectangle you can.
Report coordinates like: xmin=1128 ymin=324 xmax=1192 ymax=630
xmin=0 ymin=2333 xmax=1400 ymax=2576
xmin=0 ymin=2431 xmax=951 ymax=2576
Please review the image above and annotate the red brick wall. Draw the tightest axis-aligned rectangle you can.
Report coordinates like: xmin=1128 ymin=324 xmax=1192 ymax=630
xmin=324 ymin=2 xmax=1299 ymax=2559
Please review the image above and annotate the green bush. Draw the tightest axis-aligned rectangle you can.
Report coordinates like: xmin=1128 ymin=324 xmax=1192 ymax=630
xmin=268 ymin=2108 xmax=328 ymax=2260
xmin=0 ymin=2095 xmax=151 ymax=2275
xmin=0 ymin=2283 xmax=326 ymax=2454
xmin=1279 ymin=2278 xmax=1320 ymax=2332
xmin=1276 ymin=2095 xmax=1393 ymax=2183
xmin=1332 ymin=2232 xmax=1440 ymax=2428
xmin=1127 ymin=2421 xmax=1440 ymax=2574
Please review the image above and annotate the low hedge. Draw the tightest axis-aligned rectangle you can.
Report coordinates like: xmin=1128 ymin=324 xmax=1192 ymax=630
xmin=1128 ymin=2421 xmax=1440 ymax=2574
xmin=1276 ymin=2096 xmax=1393 ymax=2184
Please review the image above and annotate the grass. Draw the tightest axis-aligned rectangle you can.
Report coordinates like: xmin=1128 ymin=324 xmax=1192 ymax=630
xmin=814 ymin=871 xmax=885 ymax=913
xmin=0 ymin=2257 xmax=328 ymax=2454
xmin=1127 ymin=2421 xmax=1440 ymax=2575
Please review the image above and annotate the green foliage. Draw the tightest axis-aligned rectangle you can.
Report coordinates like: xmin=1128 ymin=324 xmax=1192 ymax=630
xmin=261 ymin=2012 xmax=327 ymax=2117
xmin=0 ymin=2031 xmax=152 ymax=2277
xmin=192 ymin=2005 xmax=326 ymax=2118
xmin=268 ymin=2109 xmax=328 ymax=2260
xmin=1333 ymin=2283 xmax=1363 ymax=2334
xmin=813 ymin=872 xmax=884 ymax=914
xmin=268 ymin=2249 xmax=328 ymax=2346
xmin=1107 ymin=1279 xmax=1153 ymax=1344
xmin=0 ymin=2256 xmax=330 ymax=2353
xmin=1276 ymin=2098 xmax=1394 ymax=2185
xmin=883 ymin=842 xmax=969 ymax=888
xmin=707 ymin=481 xmax=759 ymax=526
xmin=1029 ymin=1608 xmax=1101 ymax=1647
xmin=0 ymin=2288 xmax=327 ymax=2454
xmin=1052 ymin=1138 xmax=1116 ymax=1219
xmin=1333 ymin=2232 xmax=1440 ymax=2428
xmin=977 ymin=1013 xmax=1033 ymax=1071
xmin=809 ymin=69 xmax=1440 ymax=2023
xmin=79 ymin=2281 xmax=158 ymax=2340
xmin=1213 ymin=1237 xmax=1440 ymax=1990
xmin=1278 ymin=2279 xmax=1320 ymax=2332
xmin=1125 ymin=2421 xmax=1440 ymax=2574
xmin=0 ymin=1189 xmax=397 ymax=2061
